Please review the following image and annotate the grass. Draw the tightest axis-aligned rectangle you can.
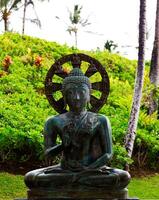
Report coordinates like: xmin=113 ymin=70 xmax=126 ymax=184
xmin=128 ymin=174 xmax=159 ymax=199
xmin=0 ymin=172 xmax=159 ymax=200
xmin=0 ymin=173 xmax=26 ymax=200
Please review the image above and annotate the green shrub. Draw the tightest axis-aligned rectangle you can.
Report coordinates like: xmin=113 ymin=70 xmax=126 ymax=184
xmin=0 ymin=32 xmax=158 ymax=170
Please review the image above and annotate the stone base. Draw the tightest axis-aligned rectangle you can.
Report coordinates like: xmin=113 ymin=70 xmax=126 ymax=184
xmin=15 ymin=198 xmax=139 ymax=200
xmin=15 ymin=187 xmax=139 ymax=200
xmin=21 ymin=186 xmax=139 ymax=200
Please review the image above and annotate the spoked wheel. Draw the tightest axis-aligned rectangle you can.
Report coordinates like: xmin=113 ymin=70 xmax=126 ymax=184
xmin=45 ymin=53 xmax=110 ymax=113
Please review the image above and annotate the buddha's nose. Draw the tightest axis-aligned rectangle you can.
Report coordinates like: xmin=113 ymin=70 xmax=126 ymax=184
xmin=74 ymin=92 xmax=80 ymax=100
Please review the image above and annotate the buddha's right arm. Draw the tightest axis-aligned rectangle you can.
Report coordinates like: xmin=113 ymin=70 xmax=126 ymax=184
xmin=44 ymin=116 xmax=63 ymax=158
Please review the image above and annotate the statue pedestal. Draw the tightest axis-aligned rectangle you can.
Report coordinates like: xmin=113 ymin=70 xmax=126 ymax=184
xmin=25 ymin=186 xmax=133 ymax=200
xmin=14 ymin=198 xmax=139 ymax=200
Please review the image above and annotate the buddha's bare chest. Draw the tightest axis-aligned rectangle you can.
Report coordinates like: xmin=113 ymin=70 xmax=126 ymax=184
xmin=58 ymin=113 xmax=99 ymax=149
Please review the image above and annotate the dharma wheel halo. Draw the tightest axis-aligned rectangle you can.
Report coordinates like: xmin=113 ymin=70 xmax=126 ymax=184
xmin=45 ymin=53 xmax=110 ymax=113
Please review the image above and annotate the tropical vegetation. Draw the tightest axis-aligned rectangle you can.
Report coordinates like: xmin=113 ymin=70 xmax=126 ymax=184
xmin=0 ymin=32 xmax=158 ymax=170
xmin=0 ymin=0 xmax=22 ymax=31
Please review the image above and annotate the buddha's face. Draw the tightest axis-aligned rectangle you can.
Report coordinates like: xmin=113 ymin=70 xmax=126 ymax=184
xmin=65 ymin=83 xmax=90 ymax=113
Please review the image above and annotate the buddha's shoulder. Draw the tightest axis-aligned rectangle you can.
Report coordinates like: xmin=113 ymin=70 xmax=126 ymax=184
xmin=87 ymin=112 xmax=110 ymax=124
xmin=45 ymin=114 xmax=64 ymax=127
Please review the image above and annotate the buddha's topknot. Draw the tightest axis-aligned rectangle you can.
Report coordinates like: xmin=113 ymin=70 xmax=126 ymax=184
xmin=62 ymin=68 xmax=91 ymax=93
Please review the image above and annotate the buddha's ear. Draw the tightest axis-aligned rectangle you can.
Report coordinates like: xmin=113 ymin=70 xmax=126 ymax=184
xmin=89 ymin=88 xmax=92 ymax=99
xmin=87 ymin=92 xmax=90 ymax=103
xmin=87 ymin=102 xmax=91 ymax=110
xmin=63 ymin=96 xmax=67 ymax=110
xmin=90 ymin=89 xmax=92 ymax=95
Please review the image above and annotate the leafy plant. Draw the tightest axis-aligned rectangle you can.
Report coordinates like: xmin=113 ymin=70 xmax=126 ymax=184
xmin=0 ymin=32 xmax=158 ymax=170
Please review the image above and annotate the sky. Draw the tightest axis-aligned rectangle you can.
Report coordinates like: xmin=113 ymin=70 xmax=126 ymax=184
xmin=0 ymin=0 xmax=157 ymax=60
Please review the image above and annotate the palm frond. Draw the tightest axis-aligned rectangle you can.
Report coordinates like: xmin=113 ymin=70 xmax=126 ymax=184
xmin=0 ymin=0 xmax=10 ymax=8
xmin=67 ymin=26 xmax=77 ymax=35
xmin=9 ymin=0 xmax=22 ymax=11
xmin=80 ymin=18 xmax=91 ymax=27
xmin=26 ymin=0 xmax=34 ymax=7
xmin=84 ymin=30 xmax=103 ymax=36
xmin=67 ymin=8 xmax=73 ymax=23
xmin=25 ymin=17 xmax=41 ymax=28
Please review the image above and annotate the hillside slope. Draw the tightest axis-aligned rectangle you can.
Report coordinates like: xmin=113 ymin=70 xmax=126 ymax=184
xmin=0 ymin=32 xmax=158 ymax=169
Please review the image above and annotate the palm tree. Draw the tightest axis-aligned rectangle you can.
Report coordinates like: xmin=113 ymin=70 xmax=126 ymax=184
xmin=22 ymin=0 xmax=49 ymax=34
xmin=104 ymin=40 xmax=118 ymax=52
xmin=125 ymin=0 xmax=147 ymax=170
xmin=149 ymin=0 xmax=159 ymax=115
xmin=67 ymin=4 xmax=91 ymax=48
xmin=22 ymin=0 xmax=28 ymax=34
xmin=0 ymin=0 xmax=22 ymax=31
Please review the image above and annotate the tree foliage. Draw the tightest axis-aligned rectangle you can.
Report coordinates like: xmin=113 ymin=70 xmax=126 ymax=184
xmin=104 ymin=40 xmax=118 ymax=53
xmin=22 ymin=0 xmax=49 ymax=34
xmin=0 ymin=0 xmax=22 ymax=31
xmin=67 ymin=4 xmax=91 ymax=48
xmin=0 ymin=32 xmax=158 ymax=170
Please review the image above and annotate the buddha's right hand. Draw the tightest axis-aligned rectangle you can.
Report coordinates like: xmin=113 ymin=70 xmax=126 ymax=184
xmin=45 ymin=144 xmax=63 ymax=158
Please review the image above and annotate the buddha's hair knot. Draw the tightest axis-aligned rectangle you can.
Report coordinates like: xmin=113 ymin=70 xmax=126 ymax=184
xmin=62 ymin=68 xmax=91 ymax=92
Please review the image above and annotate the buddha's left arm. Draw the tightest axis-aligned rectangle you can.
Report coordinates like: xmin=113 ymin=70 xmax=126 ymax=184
xmin=89 ymin=116 xmax=113 ymax=168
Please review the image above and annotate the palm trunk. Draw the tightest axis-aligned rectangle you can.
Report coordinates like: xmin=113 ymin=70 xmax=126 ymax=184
xmin=3 ymin=8 xmax=9 ymax=32
xmin=149 ymin=0 xmax=159 ymax=115
xmin=125 ymin=0 xmax=146 ymax=167
xmin=4 ymin=18 xmax=8 ymax=31
xmin=75 ymin=31 xmax=77 ymax=48
xmin=22 ymin=0 xmax=27 ymax=34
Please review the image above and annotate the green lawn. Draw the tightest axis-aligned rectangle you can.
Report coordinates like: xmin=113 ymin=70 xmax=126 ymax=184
xmin=0 ymin=173 xmax=26 ymax=200
xmin=0 ymin=172 xmax=159 ymax=200
xmin=128 ymin=174 xmax=159 ymax=199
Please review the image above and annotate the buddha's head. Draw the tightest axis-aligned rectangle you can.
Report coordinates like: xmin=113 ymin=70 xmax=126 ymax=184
xmin=62 ymin=68 xmax=91 ymax=113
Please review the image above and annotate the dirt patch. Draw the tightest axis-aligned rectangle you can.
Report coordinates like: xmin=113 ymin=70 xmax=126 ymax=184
xmin=0 ymin=162 xmax=159 ymax=178
xmin=0 ymin=162 xmax=43 ymax=175
xmin=130 ymin=165 xmax=159 ymax=178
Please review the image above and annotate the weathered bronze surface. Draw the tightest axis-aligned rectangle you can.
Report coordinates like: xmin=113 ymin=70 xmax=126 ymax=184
xmin=15 ymin=197 xmax=139 ymax=200
xmin=24 ymin=54 xmax=131 ymax=200
xmin=27 ymin=188 xmax=129 ymax=199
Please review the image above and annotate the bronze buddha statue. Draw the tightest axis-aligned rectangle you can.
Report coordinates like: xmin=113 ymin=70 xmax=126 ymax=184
xmin=25 ymin=67 xmax=130 ymax=192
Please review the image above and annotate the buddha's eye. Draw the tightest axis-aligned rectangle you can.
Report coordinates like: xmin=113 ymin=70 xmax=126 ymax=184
xmin=67 ymin=90 xmax=73 ymax=96
xmin=80 ymin=90 xmax=86 ymax=95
